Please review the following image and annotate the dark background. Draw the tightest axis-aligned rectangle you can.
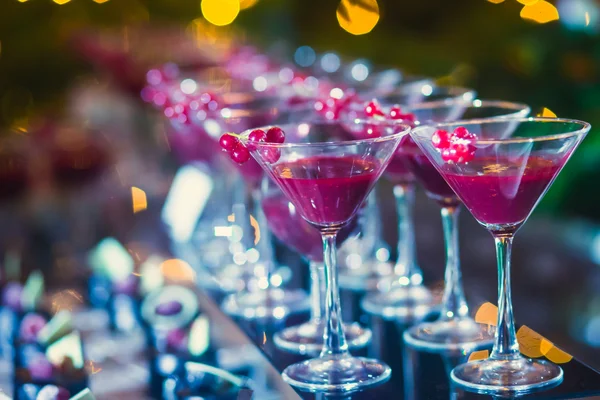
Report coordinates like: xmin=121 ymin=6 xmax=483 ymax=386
xmin=0 ymin=0 xmax=598 ymax=217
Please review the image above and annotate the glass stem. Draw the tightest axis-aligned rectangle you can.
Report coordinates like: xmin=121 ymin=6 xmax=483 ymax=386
xmin=320 ymin=231 xmax=349 ymax=357
xmin=251 ymin=186 xmax=274 ymax=291
xmin=439 ymin=206 xmax=469 ymax=321
xmin=393 ymin=184 xmax=422 ymax=285
xmin=308 ymin=261 xmax=325 ymax=323
xmin=490 ymin=235 xmax=521 ymax=360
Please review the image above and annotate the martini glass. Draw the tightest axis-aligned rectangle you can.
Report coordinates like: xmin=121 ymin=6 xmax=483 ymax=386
xmin=399 ymin=100 xmax=531 ymax=352
xmin=360 ymin=88 xmax=476 ymax=320
xmin=239 ymin=119 xmax=411 ymax=393
xmin=411 ymin=117 xmax=590 ymax=395
xmin=262 ymin=180 xmax=371 ymax=355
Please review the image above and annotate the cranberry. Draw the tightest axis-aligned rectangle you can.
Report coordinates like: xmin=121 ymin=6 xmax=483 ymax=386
xmin=219 ymin=134 xmax=239 ymax=152
xmin=451 ymin=142 xmax=476 ymax=163
xmin=20 ymin=313 xmax=47 ymax=343
xmin=260 ymin=148 xmax=281 ymax=164
xmin=36 ymin=385 xmax=70 ymax=400
xmin=155 ymin=300 xmax=183 ymax=316
xmin=453 ymin=126 xmax=476 ymax=140
xmin=364 ymin=100 xmax=384 ymax=117
xmin=230 ymin=143 xmax=250 ymax=164
xmin=248 ymin=129 xmax=267 ymax=143
xmin=266 ymin=127 xmax=285 ymax=143
xmin=432 ymin=129 xmax=452 ymax=149
xmin=247 ymin=129 xmax=267 ymax=150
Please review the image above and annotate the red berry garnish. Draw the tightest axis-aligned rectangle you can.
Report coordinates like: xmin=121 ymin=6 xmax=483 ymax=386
xmin=261 ymin=148 xmax=281 ymax=164
xmin=453 ymin=126 xmax=476 ymax=141
xmin=230 ymin=143 xmax=250 ymax=164
xmin=219 ymin=134 xmax=239 ymax=152
xmin=434 ymin=126 xmax=476 ymax=163
xmin=266 ymin=127 xmax=285 ymax=143
xmin=364 ymin=99 xmax=385 ymax=118
xmin=432 ymin=129 xmax=451 ymax=149
xmin=248 ymin=129 xmax=267 ymax=143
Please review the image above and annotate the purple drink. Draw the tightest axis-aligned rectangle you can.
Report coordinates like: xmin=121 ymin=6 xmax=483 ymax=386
xmin=262 ymin=193 xmax=357 ymax=261
xmin=271 ymin=156 xmax=379 ymax=226
xmin=405 ymin=152 xmax=460 ymax=207
xmin=442 ymin=156 xmax=560 ymax=226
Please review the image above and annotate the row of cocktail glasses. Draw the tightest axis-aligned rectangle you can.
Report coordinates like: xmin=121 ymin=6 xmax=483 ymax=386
xmin=142 ymin=47 xmax=591 ymax=396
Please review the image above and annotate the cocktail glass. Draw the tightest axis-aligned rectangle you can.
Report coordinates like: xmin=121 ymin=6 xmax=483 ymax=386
xmin=399 ymin=100 xmax=531 ymax=352
xmin=214 ymin=106 xmax=310 ymax=320
xmin=239 ymin=119 xmax=411 ymax=393
xmin=411 ymin=117 xmax=590 ymax=395
xmin=360 ymin=88 xmax=476 ymax=320
xmin=262 ymin=180 xmax=371 ymax=355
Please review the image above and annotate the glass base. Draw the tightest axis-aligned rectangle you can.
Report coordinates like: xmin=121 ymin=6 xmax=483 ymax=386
xmin=282 ymin=354 xmax=391 ymax=393
xmin=222 ymin=288 xmax=309 ymax=320
xmin=274 ymin=320 xmax=372 ymax=355
xmin=451 ymin=357 xmax=563 ymax=395
xmin=403 ymin=318 xmax=495 ymax=352
xmin=361 ymin=284 xmax=436 ymax=321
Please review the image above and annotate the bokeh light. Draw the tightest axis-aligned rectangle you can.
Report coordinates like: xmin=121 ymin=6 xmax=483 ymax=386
xmin=336 ymin=0 xmax=380 ymax=35
xmin=520 ymin=1 xmax=560 ymax=23
xmin=53 ymin=0 xmax=71 ymax=4
xmin=132 ymin=186 xmax=147 ymax=213
xmin=239 ymin=0 xmax=259 ymax=10
xmin=92 ymin=0 xmax=110 ymax=3
xmin=468 ymin=350 xmax=489 ymax=362
xmin=160 ymin=258 xmax=196 ymax=283
xmin=517 ymin=0 xmax=539 ymax=5
xmin=558 ymin=0 xmax=599 ymax=32
xmin=201 ymin=0 xmax=240 ymax=26
xmin=294 ymin=46 xmax=316 ymax=67
xmin=517 ymin=325 xmax=545 ymax=358
xmin=487 ymin=0 xmax=505 ymax=3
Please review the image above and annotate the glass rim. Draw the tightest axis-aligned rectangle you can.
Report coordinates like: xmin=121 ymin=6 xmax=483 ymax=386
xmin=412 ymin=116 xmax=591 ymax=144
xmin=380 ymin=84 xmax=476 ymax=101
xmin=238 ymin=119 xmax=412 ymax=149
xmin=407 ymin=99 xmax=531 ymax=115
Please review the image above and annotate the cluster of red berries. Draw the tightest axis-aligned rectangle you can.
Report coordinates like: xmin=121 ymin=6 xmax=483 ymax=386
xmin=314 ymin=90 xmax=358 ymax=120
xmin=432 ymin=126 xmax=477 ymax=163
xmin=363 ymin=100 xmax=417 ymax=123
xmin=219 ymin=127 xmax=285 ymax=164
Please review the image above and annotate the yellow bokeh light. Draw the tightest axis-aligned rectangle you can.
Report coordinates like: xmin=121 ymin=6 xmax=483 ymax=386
xmin=517 ymin=0 xmax=539 ymax=5
xmin=18 ymin=0 xmax=28 ymax=3
xmin=517 ymin=325 xmax=545 ymax=358
xmin=201 ymin=0 xmax=240 ymax=26
xmin=487 ymin=0 xmax=505 ymax=3
xmin=160 ymin=258 xmax=196 ymax=283
xmin=586 ymin=12 xmax=591 ymax=26
xmin=53 ymin=0 xmax=71 ymax=4
xmin=539 ymin=107 xmax=557 ymax=117
xmin=93 ymin=0 xmax=110 ymax=3
xmin=468 ymin=350 xmax=489 ymax=362
xmin=337 ymin=0 xmax=380 ymax=36
xmin=239 ymin=0 xmax=259 ymax=10
xmin=131 ymin=187 xmax=147 ymax=213
xmin=475 ymin=302 xmax=498 ymax=326
xmin=541 ymin=339 xmax=573 ymax=364
xmin=520 ymin=1 xmax=559 ymax=23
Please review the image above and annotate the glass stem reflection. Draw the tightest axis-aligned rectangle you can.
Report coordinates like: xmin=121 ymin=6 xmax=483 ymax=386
xmin=393 ymin=184 xmax=422 ymax=286
xmin=490 ymin=235 xmax=520 ymax=360
xmin=321 ymin=231 xmax=349 ymax=357
xmin=439 ymin=206 xmax=469 ymax=320
xmin=251 ymin=186 xmax=274 ymax=292
xmin=309 ymin=261 xmax=326 ymax=323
